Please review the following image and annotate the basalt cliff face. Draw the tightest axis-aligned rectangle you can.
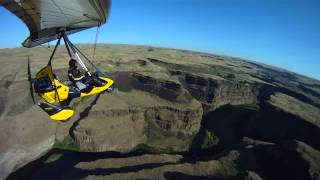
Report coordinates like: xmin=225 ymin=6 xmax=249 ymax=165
xmin=1 ymin=45 xmax=320 ymax=180
xmin=69 ymin=70 xmax=260 ymax=153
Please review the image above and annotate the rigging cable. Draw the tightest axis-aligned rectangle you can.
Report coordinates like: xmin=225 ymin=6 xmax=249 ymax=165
xmin=71 ymin=42 xmax=107 ymax=77
xmin=92 ymin=26 xmax=101 ymax=60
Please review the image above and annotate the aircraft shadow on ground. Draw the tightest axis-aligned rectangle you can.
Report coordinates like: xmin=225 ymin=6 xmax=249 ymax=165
xmin=8 ymin=149 xmax=179 ymax=180
xmin=69 ymin=93 xmax=101 ymax=139
xmin=7 ymin=84 xmax=320 ymax=180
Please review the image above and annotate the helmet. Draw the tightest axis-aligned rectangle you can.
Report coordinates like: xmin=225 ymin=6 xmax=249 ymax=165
xmin=69 ymin=59 xmax=77 ymax=67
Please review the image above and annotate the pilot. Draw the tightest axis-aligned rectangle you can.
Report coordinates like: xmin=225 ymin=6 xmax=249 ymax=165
xmin=68 ymin=59 xmax=104 ymax=90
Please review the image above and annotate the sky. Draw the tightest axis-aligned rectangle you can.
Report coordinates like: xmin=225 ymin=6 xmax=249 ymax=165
xmin=0 ymin=0 xmax=320 ymax=79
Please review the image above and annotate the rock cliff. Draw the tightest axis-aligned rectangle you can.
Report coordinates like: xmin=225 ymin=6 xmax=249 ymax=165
xmin=1 ymin=45 xmax=320 ymax=179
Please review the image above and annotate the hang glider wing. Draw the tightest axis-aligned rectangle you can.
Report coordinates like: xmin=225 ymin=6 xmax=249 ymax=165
xmin=0 ymin=0 xmax=110 ymax=48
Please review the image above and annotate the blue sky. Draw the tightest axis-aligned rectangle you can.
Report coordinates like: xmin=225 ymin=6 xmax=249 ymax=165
xmin=0 ymin=0 xmax=320 ymax=79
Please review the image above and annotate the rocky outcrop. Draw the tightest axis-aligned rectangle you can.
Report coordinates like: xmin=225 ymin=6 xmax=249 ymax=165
xmin=145 ymin=106 xmax=202 ymax=134
xmin=2 ymin=45 xmax=320 ymax=179
xmin=236 ymin=139 xmax=320 ymax=180
xmin=0 ymin=80 xmax=57 ymax=180
xmin=0 ymin=137 xmax=54 ymax=180
xmin=114 ymin=72 xmax=191 ymax=103
xmin=132 ymin=73 xmax=187 ymax=102
xmin=170 ymin=70 xmax=259 ymax=111
xmin=72 ymin=104 xmax=203 ymax=152
xmin=72 ymin=107 xmax=146 ymax=152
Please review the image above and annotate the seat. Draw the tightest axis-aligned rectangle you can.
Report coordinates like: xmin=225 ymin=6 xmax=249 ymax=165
xmin=34 ymin=77 xmax=55 ymax=93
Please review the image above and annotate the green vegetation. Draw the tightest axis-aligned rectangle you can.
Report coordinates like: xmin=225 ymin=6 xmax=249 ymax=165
xmin=133 ymin=143 xmax=175 ymax=154
xmin=53 ymin=136 xmax=80 ymax=151
xmin=201 ymin=130 xmax=219 ymax=150
xmin=143 ymin=113 xmax=190 ymax=152
xmin=144 ymin=113 xmax=168 ymax=141
xmin=4 ymin=81 xmax=12 ymax=89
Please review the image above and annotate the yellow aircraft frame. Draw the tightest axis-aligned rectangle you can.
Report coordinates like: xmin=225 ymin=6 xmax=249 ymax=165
xmin=31 ymin=32 xmax=114 ymax=121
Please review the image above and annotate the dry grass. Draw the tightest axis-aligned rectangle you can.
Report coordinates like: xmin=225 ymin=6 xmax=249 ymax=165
xmin=269 ymin=93 xmax=320 ymax=127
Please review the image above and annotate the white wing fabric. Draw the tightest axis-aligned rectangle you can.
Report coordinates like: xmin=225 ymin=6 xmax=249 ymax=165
xmin=0 ymin=0 xmax=110 ymax=47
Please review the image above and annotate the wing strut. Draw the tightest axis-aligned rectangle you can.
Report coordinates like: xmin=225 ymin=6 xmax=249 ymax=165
xmin=72 ymin=44 xmax=108 ymax=77
xmin=47 ymin=35 xmax=62 ymax=104
xmin=61 ymin=31 xmax=107 ymax=77
xmin=62 ymin=32 xmax=91 ymax=76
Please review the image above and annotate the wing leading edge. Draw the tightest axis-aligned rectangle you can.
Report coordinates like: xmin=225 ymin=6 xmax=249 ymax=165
xmin=0 ymin=0 xmax=110 ymax=48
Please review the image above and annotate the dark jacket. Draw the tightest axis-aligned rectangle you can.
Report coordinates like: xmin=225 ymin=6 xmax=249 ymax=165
xmin=68 ymin=67 xmax=83 ymax=81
